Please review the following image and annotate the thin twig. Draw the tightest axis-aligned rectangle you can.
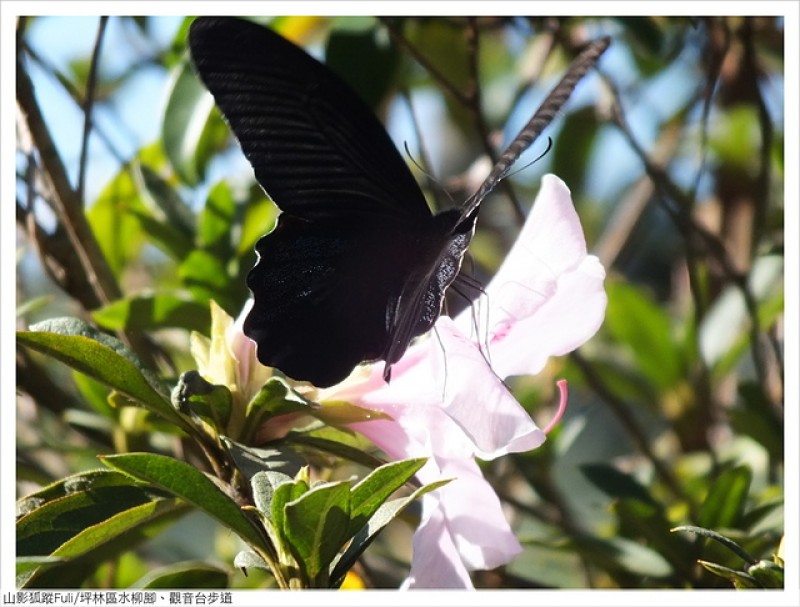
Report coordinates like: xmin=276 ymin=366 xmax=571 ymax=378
xmin=77 ymin=16 xmax=109 ymax=204
xmin=571 ymin=351 xmax=694 ymax=511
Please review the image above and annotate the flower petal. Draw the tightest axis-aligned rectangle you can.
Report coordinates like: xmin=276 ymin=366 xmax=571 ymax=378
xmin=429 ymin=317 xmax=546 ymax=458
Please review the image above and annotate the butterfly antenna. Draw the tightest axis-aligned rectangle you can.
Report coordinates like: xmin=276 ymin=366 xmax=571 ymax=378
xmin=462 ymin=36 xmax=611 ymax=217
xmin=404 ymin=141 xmax=455 ymax=206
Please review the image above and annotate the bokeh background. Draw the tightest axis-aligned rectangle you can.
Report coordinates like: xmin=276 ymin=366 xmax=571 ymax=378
xmin=14 ymin=15 xmax=786 ymax=589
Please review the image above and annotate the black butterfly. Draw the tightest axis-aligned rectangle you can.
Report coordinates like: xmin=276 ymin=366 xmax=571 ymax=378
xmin=188 ymin=17 xmax=609 ymax=388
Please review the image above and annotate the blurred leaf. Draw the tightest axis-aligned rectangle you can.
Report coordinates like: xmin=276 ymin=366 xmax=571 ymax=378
xmin=87 ymin=169 xmax=147 ymax=275
xmin=746 ymin=559 xmax=784 ymax=588
xmin=198 ymin=181 xmax=236 ymax=256
xmin=101 ymin=453 xmax=269 ymax=552
xmin=698 ymin=560 xmax=760 ymax=589
xmin=162 ymin=58 xmax=229 ymax=186
xmin=697 ymin=465 xmax=752 ymax=530
xmin=729 ymin=383 xmax=783 ymax=462
xmin=237 ymin=193 xmax=277 ymax=258
xmin=93 ymin=293 xmax=211 ymax=333
xmin=135 ymin=561 xmax=230 ymax=588
xmin=136 ymin=164 xmax=196 ymax=237
xmin=16 ymin=557 xmax=64 ymax=588
xmin=179 ymin=249 xmax=240 ymax=310
xmin=551 ymin=106 xmax=600 ymax=194
xmin=127 ymin=206 xmax=194 ymax=260
xmin=572 ymin=535 xmax=673 ymax=579
xmin=326 ymin=28 xmax=399 ymax=110
xmin=580 ymin=463 xmax=659 ymax=506
xmin=604 ymin=281 xmax=685 ymax=390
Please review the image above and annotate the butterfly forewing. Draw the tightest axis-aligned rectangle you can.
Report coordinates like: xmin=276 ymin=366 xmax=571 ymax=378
xmin=188 ymin=17 xmax=431 ymax=221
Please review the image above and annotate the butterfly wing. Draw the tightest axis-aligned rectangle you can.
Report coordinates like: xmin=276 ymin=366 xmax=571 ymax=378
xmin=189 ymin=17 xmax=466 ymax=386
xmin=188 ymin=16 xmax=431 ymax=220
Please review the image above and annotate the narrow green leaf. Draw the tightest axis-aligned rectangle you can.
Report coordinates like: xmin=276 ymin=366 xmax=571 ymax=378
xmin=50 ymin=499 xmax=184 ymax=560
xmin=172 ymin=371 xmax=232 ymax=431
xmin=16 ymin=470 xmax=135 ymax=518
xmin=698 ymin=465 xmax=752 ymax=529
xmin=671 ymin=525 xmax=756 ymax=564
xmin=283 ymin=482 xmax=351 ymax=584
xmin=101 ymin=453 xmax=268 ymax=552
xmin=698 ymin=560 xmax=760 ymax=589
xmin=330 ymin=479 xmax=448 ymax=587
xmin=17 ymin=485 xmax=160 ymax=556
xmin=93 ymin=294 xmax=211 ymax=333
xmin=348 ymin=458 xmax=426 ymax=536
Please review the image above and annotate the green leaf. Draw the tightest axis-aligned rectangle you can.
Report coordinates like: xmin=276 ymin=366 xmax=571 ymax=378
xmin=17 ymin=318 xmax=182 ymax=428
xmin=580 ymin=463 xmax=659 ymax=506
xmin=348 ymin=458 xmax=426 ymax=536
xmin=697 ymin=465 xmax=752 ymax=530
xmin=283 ymin=481 xmax=351 ymax=584
xmin=698 ymin=560 xmax=761 ymax=589
xmin=198 ymin=181 xmax=236 ymax=256
xmin=128 ymin=206 xmax=193 ymax=260
xmin=92 ymin=293 xmax=211 ymax=333
xmin=671 ymin=525 xmax=756 ymax=564
xmin=747 ymin=559 xmax=784 ymax=588
xmin=172 ymin=371 xmax=232 ymax=431
xmin=604 ymin=281 xmax=685 ymax=390
xmin=136 ymin=164 xmax=195 ymax=238
xmin=244 ymin=376 xmax=315 ymax=437
xmin=270 ymin=477 xmax=310 ymax=543
xmin=87 ymin=168 xmax=146 ymax=275
xmin=16 ymin=557 xmax=64 ymax=588
xmin=234 ymin=550 xmax=269 ymax=573
xmin=17 ymin=484 xmax=162 ymax=556
xmin=101 ymin=453 xmax=268 ymax=552
xmin=16 ymin=469 xmax=135 ymax=518
xmin=251 ymin=470 xmax=294 ymax=516
xmin=330 ymin=479 xmax=449 ymax=587
xmin=162 ymin=58 xmax=227 ymax=186
xmin=223 ymin=438 xmax=306 ymax=482
xmin=237 ymin=193 xmax=276 ymax=258
xmin=572 ymin=535 xmax=673 ymax=579
xmin=135 ymin=561 xmax=230 ymax=589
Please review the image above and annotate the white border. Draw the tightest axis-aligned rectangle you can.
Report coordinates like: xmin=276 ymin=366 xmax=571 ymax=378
xmin=2 ymin=2 xmax=798 ymax=605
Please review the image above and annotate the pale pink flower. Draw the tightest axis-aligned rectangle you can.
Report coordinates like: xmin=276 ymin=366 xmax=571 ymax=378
xmin=319 ymin=174 xmax=607 ymax=588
